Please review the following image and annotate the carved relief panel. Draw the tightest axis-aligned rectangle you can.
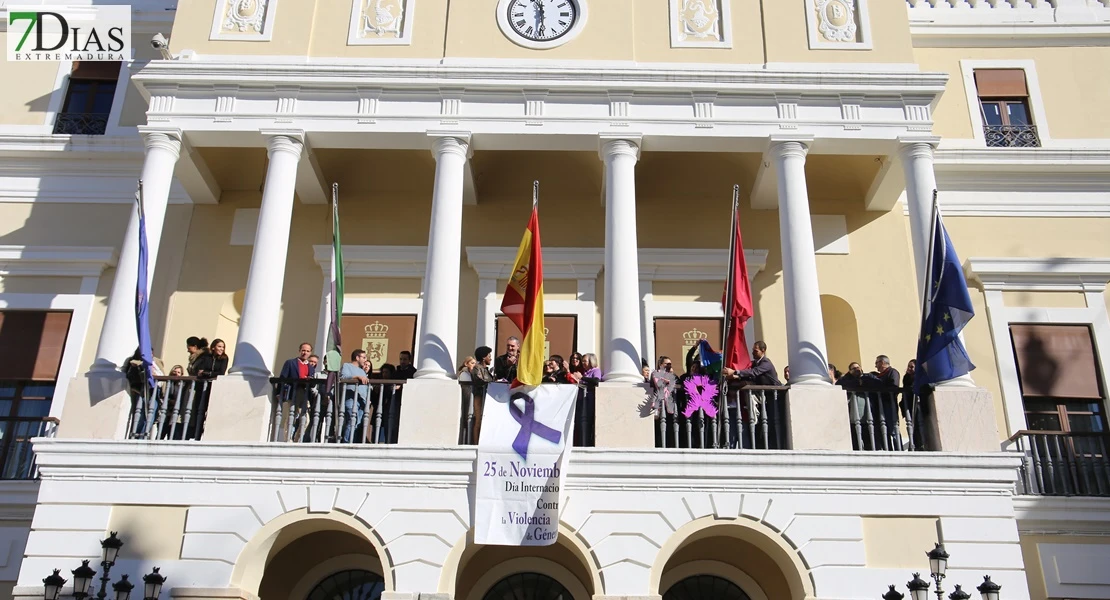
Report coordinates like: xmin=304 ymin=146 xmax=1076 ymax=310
xmin=348 ymin=0 xmax=415 ymax=45
xmin=669 ymin=0 xmax=732 ymax=48
xmin=210 ymin=0 xmax=279 ymax=41
xmin=804 ymin=0 xmax=872 ymax=50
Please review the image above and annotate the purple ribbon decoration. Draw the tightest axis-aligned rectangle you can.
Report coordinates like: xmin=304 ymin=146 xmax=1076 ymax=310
xmin=509 ymin=392 xmax=562 ymax=460
xmin=682 ymin=375 xmax=719 ymax=419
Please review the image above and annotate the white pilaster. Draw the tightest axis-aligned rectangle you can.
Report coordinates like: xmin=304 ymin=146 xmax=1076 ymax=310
xmin=600 ymin=137 xmax=644 ymax=382
xmin=899 ymin=137 xmax=975 ymax=387
xmin=771 ymin=140 xmax=830 ymax=385
xmin=415 ymin=134 xmax=470 ymax=379
xmin=90 ymin=128 xmax=182 ymax=373
xmin=230 ymin=133 xmax=304 ymax=377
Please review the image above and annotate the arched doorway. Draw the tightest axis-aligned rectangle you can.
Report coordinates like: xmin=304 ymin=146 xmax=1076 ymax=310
xmin=305 ymin=569 xmax=384 ymax=600
xmin=256 ymin=522 xmax=388 ymax=600
xmin=663 ymin=574 xmax=752 ymax=600
xmin=482 ymin=572 xmax=573 ymax=600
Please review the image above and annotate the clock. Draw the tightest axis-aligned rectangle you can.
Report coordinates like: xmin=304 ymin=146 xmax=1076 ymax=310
xmin=496 ymin=0 xmax=587 ymax=50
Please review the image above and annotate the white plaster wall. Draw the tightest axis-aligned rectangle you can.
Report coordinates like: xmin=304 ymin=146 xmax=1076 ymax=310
xmin=11 ymin=441 xmax=1034 ymax=600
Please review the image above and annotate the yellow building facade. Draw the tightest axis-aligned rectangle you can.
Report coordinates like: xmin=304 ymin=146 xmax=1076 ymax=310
xmin=1 ymin=0 xmax=1109 ymax=599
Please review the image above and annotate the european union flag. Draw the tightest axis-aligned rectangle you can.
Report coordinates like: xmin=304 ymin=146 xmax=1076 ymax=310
xmin=135 ymin=182 xmax=156 ymax=393
xmin=697 ymin=339 xmax=723 ymax=375
xmin=914 ymin=205 xmax=975 ymax=392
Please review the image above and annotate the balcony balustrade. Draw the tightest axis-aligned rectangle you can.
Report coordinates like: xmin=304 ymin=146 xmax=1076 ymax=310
xmin=52 ymin=112 xmax=109 ymax=135
xmin=267 ymin=378 xmax=402 ymax=444
xmin=655 ymin=385 xmax=790 ymax=450
xmin=846 ymin=388 xmax=925 ymax=452
xmin=1010 ymin=430 xmax=1110 ymax=497
xmin=984 ymin=124 xmax=1041 ymax=148
xmin=0 ymin=415 xmax=56 ymax=480
xmin=127 ymin=376 xmax=211 ymax=441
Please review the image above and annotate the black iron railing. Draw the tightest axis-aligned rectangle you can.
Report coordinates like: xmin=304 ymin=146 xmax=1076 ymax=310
xmin=268 ymin=377 xmax=403 ymax=444
xmin=128 ymin=376 xmax=211 ymax=441
xmin=53 ymin=112 xmax=109 ymax=135
xmin=1010 ymin=430 xmax=1110 ymax=496
xmin=845 ymin=387 xmax=926 ymax=451
xmin=655 ymin=384 xmax=789 ymax=450
xmin=458 ymin=378 xmax=598 ymax=447
xmin=0 ymin=416 xmax=57 ymax=479
xmin=984 ymin=124 xmax=1040 ymax=148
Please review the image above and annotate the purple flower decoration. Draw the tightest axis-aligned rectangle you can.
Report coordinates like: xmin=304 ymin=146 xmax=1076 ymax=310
xmin=682 ymin=375 xmax=719 ymax=418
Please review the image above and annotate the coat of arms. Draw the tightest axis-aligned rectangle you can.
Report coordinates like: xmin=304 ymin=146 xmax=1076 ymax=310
xmin=682 ymin=328 xmax=708 ymax=363
xmin=362 ymin=321 xmax=389 ymax=369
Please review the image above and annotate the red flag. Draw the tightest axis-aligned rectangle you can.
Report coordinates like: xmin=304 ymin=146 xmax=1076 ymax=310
xmin=723 ymin=207 xmax=753 ymax=371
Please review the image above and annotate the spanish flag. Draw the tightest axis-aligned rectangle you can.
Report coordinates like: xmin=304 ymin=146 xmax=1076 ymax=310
xmin=501 ymin=204 xmax=545 ymax=386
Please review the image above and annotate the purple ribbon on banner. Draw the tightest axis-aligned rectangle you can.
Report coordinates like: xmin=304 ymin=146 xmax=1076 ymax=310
xmin=509 ymin=392 xmax=562 ymax=460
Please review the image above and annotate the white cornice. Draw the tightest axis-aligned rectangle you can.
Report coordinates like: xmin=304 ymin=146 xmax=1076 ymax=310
xmin=907 ymin=2 xmax=1110 ymax=47
xmin=927 ymin=147 xmax=1110 ymax=217
xmin=465 ymin=247 xmax=770 ymax=282
xmin=1013 ymin=496 xmax=1110 ymax=535
xmin=467 ymin=247 xmax=604 ymax=281
xmin=312 ymin=245 xmax=427 ymax=279
xmin=137 ymin=58 xmax=945 ymax=92
xmin=29 ymin=439 xmax=1023 ymax=494
xmin=0 ymin=246 xmax=117 ymax=278
xmin=639 ymin=248 xmax=769 ymax=281
xmin=967 ymin=257 xmax=1110 ymax=293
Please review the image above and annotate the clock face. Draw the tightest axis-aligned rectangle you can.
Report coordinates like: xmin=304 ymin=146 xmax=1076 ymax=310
xmin=506 ymin=0 xmax=578 ymax=43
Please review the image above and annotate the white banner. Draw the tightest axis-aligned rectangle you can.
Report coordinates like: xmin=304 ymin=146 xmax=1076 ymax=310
xmin=474 ymin=383 xmax=578 ymax=546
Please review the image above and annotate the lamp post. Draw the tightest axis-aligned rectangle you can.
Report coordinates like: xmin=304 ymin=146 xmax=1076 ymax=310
xmin=42 ymin=533 xmax=166 ymax=600
xmin=884 ymin=544 xmax=1001 ymax=600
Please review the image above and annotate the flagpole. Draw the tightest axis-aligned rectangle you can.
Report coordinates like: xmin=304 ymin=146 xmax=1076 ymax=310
xmin=533 ymin=180 xmax=539 ymax=208
xmin=136 ymin=179 xmax=149 ymax=407
xmin=920 ymin=189 xmax=940 ymax=320
xmin=718 ymin=184 xmax=740 ymax=448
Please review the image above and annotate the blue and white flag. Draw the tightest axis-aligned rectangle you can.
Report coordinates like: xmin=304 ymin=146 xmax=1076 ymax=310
xmin=135 ymin=182 xmax=155 ymax=392
xmin=474 ymin=383 xmax=577 ymax=546
xmin=914 ymin=202 xmax=975 ymax=391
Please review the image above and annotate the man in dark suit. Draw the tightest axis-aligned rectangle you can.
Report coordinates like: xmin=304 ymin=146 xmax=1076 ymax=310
xmin=277 ymin=342 xmax=315 ymax=442
xmin=279 ymin=343 xmax=315 ymax=379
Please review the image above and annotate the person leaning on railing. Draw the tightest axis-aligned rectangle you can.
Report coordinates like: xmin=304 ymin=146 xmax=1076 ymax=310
xmin=339 ymin=349 xmax=372 ymax=443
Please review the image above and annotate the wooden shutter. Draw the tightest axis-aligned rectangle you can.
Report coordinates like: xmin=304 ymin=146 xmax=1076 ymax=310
xmin=974 ymin=69 xmax=1028 ymax=97
xmin=495 ymin=315 xmax=577 ymax=362
xmin=653 ymin=318 xmax=723 ymax=375
xmin=339 ymin=314 xmax=418 ymax=370
xmin=1010 ymin=324 xmax=1102 ymax=399
xmin=70 ymin=60 xmax=121 ymax=81
xmin=0 ymin=311 xmax=73 ymax=381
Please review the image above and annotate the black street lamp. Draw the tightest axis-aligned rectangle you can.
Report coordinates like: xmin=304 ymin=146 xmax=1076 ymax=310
xmin=884 ymin=545 xmax=1001 ymax=600
xmin=42 ymin=569 xmax=66 ymax=600
xmin=42 ymin=534 xmax=166 ymax=600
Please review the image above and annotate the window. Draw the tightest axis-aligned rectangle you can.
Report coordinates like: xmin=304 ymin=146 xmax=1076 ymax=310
xmin=482 ymin=572 xmax=573 ymax=600
xmin=1010 ymin=324 xmax=1106 ymax=434
xmin=305 ymin=569 xmax=383 ymax=600
xmin=0 ymin=310 xmax=71 ymax=479
xmin=974 ymin=69 xmax=1040 ymax=148
xmin=664 ymin=575 xmax=752 ymax=600
xmin=53 ymin=61 xmax=121 ymax=135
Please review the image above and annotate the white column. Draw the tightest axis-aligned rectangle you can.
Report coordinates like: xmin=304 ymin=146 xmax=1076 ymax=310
xmin=899 ymin=138 xmax=940 ymax=297
xmin=600 ymin=138 xmax=644 ymax=383
xmin=90 ymin=129 xmax=182 ymax=373
xmin=476 ymin=278 xmax=498 ymax=351
xmin=771 ymin=140 xmax=831 ymax=385
xmin=900 ymin=137 xmax=976 ymax=387
xmin=229 ymin=133 xmax=303 ymax=377
xmin=414 ymin=135 xmax=469 ymax=379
